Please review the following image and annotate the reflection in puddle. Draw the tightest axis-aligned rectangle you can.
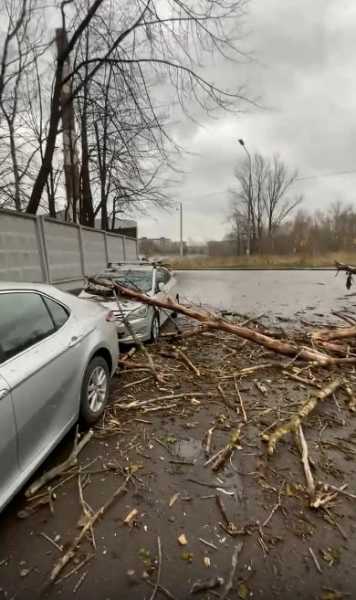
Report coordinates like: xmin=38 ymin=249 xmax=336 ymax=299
xmin=174 ymin=438 xmax=202 ymax=461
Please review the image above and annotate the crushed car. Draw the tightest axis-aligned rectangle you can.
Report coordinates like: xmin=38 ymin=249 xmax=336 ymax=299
xmin=80 ymin=261 xmax=178 ymax=344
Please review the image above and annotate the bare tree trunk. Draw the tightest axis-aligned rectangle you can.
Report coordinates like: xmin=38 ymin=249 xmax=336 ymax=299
xmin=79 ymin=27 xmax=94 ymax=226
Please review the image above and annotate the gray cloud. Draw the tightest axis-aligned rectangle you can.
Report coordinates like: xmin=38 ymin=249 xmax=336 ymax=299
xmin=138 ymin=0 xmax=356 ymax=242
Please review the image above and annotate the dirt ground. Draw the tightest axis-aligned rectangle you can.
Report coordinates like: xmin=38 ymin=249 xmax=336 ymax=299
xmin=1 ymin=314 xmax=356 ymax=600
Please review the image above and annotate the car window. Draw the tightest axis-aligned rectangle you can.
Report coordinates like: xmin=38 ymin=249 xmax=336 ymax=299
xmin=156 ymin=268 xmax=170 ymax=285
xmin=43 ymin=296 xmax=69 ymax=329
xmin=99 ymin=269 xmax=153 ymax=292
xmin=0 ymin=292 xmax=55 ymax=364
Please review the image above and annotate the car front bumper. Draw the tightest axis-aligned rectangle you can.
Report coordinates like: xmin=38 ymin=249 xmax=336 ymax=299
xmin=114 ymin=316 xmax=151 ymax=344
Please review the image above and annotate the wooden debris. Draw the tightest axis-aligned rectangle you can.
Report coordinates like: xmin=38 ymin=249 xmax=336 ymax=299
xmin=49 ymin=471 xmax=135 ymax=583
xmin=148 ymin=536 xmax=162 ymax=600
xmin=263 ymin=379 xmax=343 ymax=455
xmin=216 ymin=495 xmax=246 ymax=536
xmin=342 ymin=381 xmax=356 ymax=412
xmin=199 ymin=538 xmax=218 ymax=550
xmin=219 ymin=542 xmax=243 ymax=600
xmin=309 ymin=546 xmax=322 ymax=573
xmin=177 ymin=533 xmax=188 ymax=546
xmin=211 ymin=428 xmax=242 ymax=472
xmin=26 ymin=430 xmax=93 ymax=498
xmin=174 ymin=347 xmax=200 ymax=376
xmin=234 ymin=378 xmax=247 ymax=423
xmin=294 ymin=424 xmax=315 ymax=499
xmin=169 ymin=493 xmax=180 ymax=508
xmin=204 ymin=426 xmax=216 ymax=457
xmin=124 ymin=508 xmax=138 ymax=525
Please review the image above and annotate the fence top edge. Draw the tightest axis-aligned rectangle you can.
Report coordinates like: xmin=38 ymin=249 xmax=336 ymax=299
xmin=0 ymin=208 xmax=37 ymax=221
xmin=43 ymin=216 xmax=80 ymax=229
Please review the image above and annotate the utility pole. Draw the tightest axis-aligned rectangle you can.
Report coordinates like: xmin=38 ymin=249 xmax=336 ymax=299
xmin=179 ymin=202 xmax=184 ymax=257
xmin=56 ymin=28 xmax=81 ymax=223
xmin=238 ymin=139 xmax=252 ymax=255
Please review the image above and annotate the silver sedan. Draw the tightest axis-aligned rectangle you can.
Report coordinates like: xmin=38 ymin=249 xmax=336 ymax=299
xmin=0 ymin=282 xmax=119 ymax=512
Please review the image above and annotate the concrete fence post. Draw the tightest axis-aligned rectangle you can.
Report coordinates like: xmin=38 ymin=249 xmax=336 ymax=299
xmin=78 ymin=225 xmax=86 ymax=277
xmin=36 ymin=216 xmax=50 ymax=283
xmin=104 ymin=231 xmax=109 ymax=265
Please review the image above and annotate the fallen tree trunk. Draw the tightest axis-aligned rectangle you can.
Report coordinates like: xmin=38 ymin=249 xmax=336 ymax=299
xmin=313 ymin=325 xmax=356 ymax=342
xmin=88 ymin=278 xmax=356 ymax=367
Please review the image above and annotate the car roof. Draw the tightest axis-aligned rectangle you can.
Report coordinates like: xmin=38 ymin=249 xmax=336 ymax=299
xmin=0 ymin=281 xmax=57 ymax=293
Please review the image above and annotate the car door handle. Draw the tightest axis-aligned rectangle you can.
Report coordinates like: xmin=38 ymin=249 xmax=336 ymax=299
xmin=68 ymin=335 xmax=82 ymax=348
xmin=0 ymin=389 xmax=9 ymax=400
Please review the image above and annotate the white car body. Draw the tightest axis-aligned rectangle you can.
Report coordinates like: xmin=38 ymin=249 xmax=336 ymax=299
xmin=80 ymin=263 xmax=178 ymax=344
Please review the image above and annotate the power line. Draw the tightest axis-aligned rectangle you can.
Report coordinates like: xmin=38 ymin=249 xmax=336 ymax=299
xmin=296 ymin=169 xmax=356 ymax=181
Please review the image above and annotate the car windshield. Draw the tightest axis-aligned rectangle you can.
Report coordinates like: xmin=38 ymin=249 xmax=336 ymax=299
xmin=106 ymin=269 xmax=153 ymax=292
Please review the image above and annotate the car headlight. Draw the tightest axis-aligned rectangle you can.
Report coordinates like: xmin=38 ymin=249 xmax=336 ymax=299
xmin=130 ymin=305 xmax=148 ymax=318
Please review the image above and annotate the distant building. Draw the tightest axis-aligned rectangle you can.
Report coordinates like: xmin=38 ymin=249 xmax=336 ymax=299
xmin=110 ymin=218 xmax=137 ymax=239
xmin=139 ymin=237 xmax=187 ymax=256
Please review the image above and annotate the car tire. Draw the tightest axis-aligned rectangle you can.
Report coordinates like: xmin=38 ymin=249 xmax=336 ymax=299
xmin=80 ymin=357 xmax=110 ymax=425
xmin=150 ymin=312 xmax=160 ymax=343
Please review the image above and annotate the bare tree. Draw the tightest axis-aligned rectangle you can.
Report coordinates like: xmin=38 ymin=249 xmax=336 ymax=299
xmin=26 ymin=0 xmax=250 ymax=216
xmin=229 ymin=152 xmax=269 ymax=251
xmin=229 ymin=152 xmax=302 ymax=252
xmin=0 ymin=0 xmax=250 ymax=219
xmin=264 ymin=155 xmax=301 ymax=237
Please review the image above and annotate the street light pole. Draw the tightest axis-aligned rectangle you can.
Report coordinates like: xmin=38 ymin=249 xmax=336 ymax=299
xmin=238 ymin=138 xmax=252 ymax=256
xmin=179 ymin=201 xmax=184 ymax=257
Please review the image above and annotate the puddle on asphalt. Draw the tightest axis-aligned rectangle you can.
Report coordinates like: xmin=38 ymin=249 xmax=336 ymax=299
xmin=174 ymin=438 xmax=203 ymax=461
xmin=172 ymin=437 xmax=244 ymax=503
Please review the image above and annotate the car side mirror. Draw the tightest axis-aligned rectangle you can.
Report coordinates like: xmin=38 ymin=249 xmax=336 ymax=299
xmin=158 ymin=282 xmax=165 ymax=292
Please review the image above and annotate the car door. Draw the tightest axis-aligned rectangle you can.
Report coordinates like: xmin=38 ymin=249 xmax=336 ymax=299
xmin=0 ymin=291 xmax=86 ymax=476
xmin=0 ymin=374 xmax=18 ymax=509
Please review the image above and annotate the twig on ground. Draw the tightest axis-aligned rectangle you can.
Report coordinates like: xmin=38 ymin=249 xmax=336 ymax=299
xmin=219 ymin=542 xmax=243 ymax=600
xmin=294 ymin=425 xmax=315 ymax=499
xmin=309 ymin=547 xmax=322 ymax=573
xmin=263 ymin=379 xmax=343 ymax=455
xmin=211 ymin=428 xmax=242 ymax=472
xmin=73 ymin=571 xmax=87 ymax=593
xmin=217 ymin=384 xmax=235 ymax=410
xmin=49 ymin=471 xmax=134 ymax=583
xmin=204 ymin=426 xmax=216 ymax=457
xmin=26 ymin=430 xmax=93 ymax=498
xmin=148 ymin=536 xmax=162 ymax=600
xmin=174 ymin=347 xmax=200 ymax=376
xmin=234 ymin=378 xmax=247 ymax=423
xmin=39 ymin=532 xmax=63 ymax=553
xmin=199 ymin=538 xmax=218 ymax=550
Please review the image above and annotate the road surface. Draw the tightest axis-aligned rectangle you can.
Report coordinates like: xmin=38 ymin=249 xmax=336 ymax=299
xmin=175 ymin=269 xmax=354 ymax=322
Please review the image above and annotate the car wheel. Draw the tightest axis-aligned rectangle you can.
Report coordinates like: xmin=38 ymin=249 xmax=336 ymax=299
xmin=80 ymin=357 xmax=110 ymax=425
xmin=150 ymin=312 xmax=160 ymax=343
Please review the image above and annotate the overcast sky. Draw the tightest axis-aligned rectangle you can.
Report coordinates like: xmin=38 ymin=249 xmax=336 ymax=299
xmin=137 ymin=0 xmax=356 ymax=242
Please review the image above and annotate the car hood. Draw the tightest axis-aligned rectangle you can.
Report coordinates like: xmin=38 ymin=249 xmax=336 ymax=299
xmin=80 ymin=291 xmax=145 ymax=315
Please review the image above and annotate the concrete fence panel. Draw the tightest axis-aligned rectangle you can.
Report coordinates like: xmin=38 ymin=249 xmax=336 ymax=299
xmin=0 ymin=211 xmax=44 ymax=282
xmin=81 ymin=227 xmax=107 ymax=275
xmin=125 ymin=237 xmax=138 ymax=260
xmin=43 ymin=218 xmax=82 ymax=283
xmin=107 ymin=233 xmax=125 ymax=263
xmin=0 ymin=209 xmax=137 ymax=291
